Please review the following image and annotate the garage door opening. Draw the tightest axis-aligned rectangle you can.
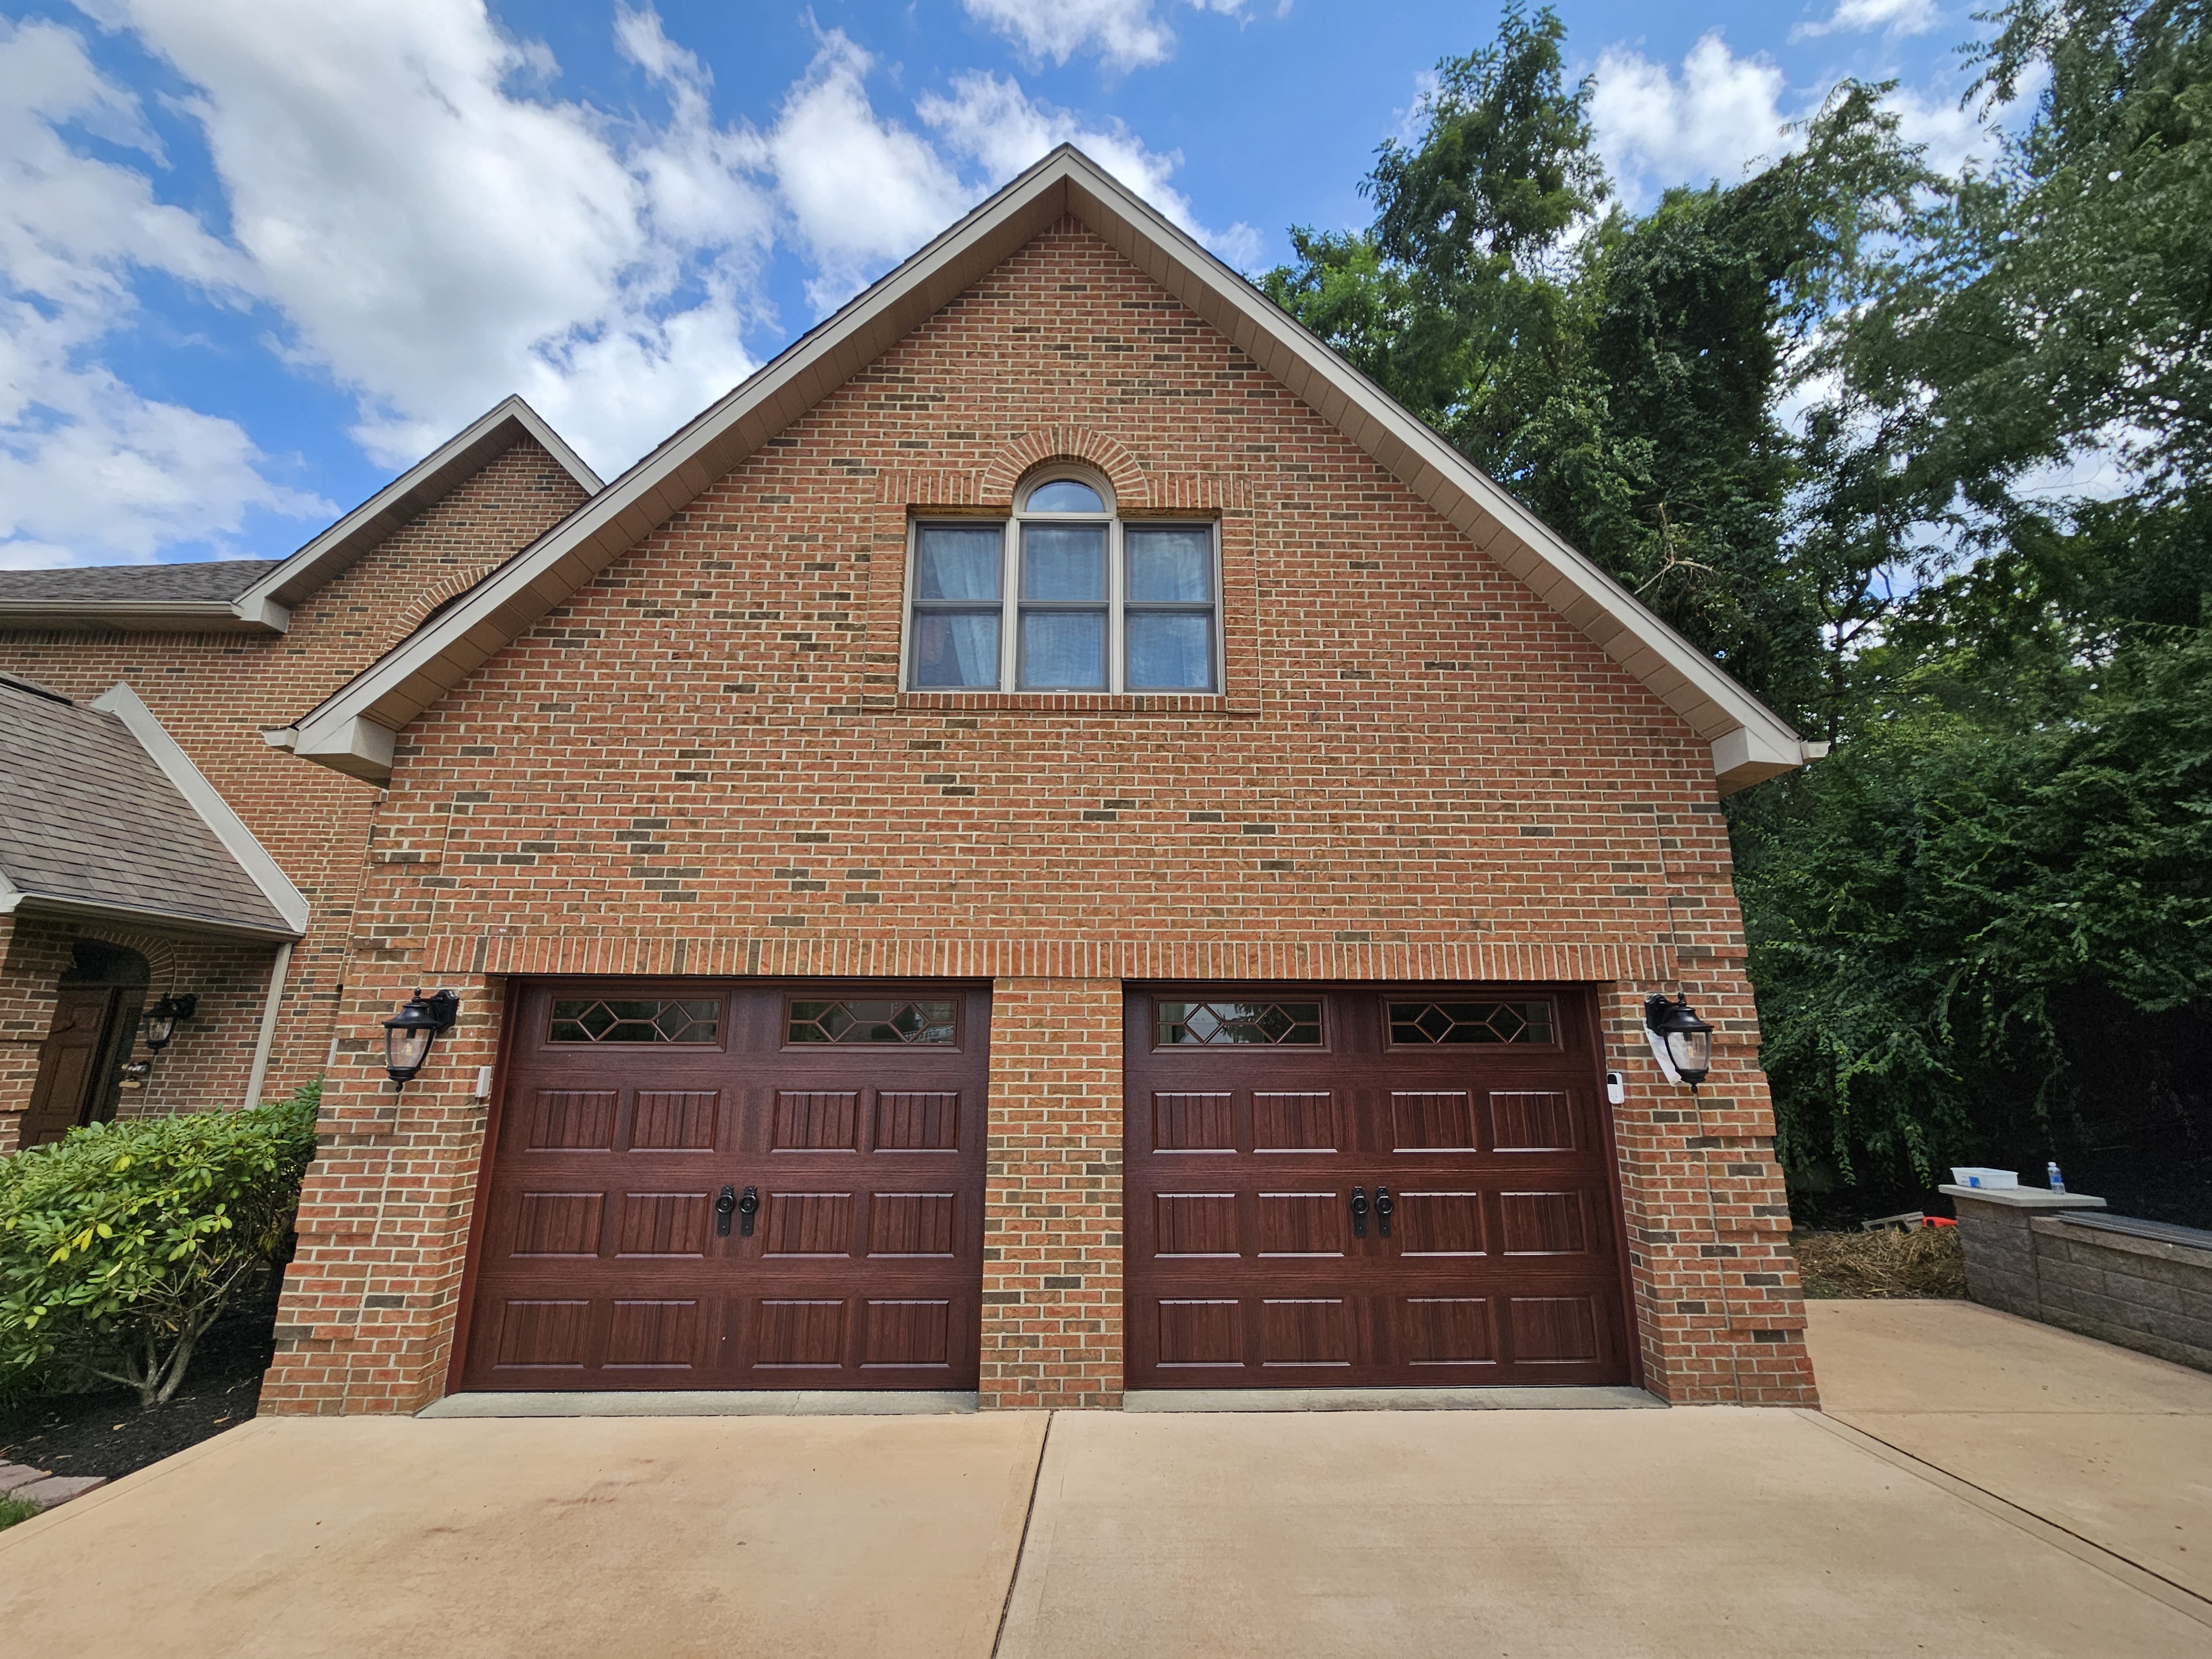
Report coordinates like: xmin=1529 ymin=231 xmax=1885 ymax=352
xmin=1124 ymin=985 xmax=1636 ymax=1389
xmin=454 ymin=981 xmax=989 ymax=1392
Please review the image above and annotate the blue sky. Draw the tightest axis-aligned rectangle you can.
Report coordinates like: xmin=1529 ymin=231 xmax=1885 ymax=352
xmin=0 ymin=0 xmax=2012 ymax=570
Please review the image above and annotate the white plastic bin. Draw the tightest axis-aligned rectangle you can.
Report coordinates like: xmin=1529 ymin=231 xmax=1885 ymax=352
xmin=1949 ymin=1166 xmax=2019 ymax=1190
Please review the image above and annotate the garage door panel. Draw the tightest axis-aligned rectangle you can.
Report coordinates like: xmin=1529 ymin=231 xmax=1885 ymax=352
xmin=1152 ymin=1091 xmax=1237 ymax=1152
xmin=1154 ymin=1191 xmax=1240 ymax=1256
xmin=614 ymin=1191 xmax=711 ymax=1257
xmin=1253 ymin=1091 xmax=1337 ymax=1152
xmin=1157 ymin=1299 xmax=1245 ymax=1369
xmin=1399 ymin=1296 xmax=1498 ymax=1367
xmin=461 ymin=982 xmax=988 ymax=1392
xmin=628 ymin=1089 xmax=721 ymax=1151
xmin=1396 ymin=1190 xmax=1486 ymax=1257
xmin=772 ymin=1091 xmax=862 ymax=1152
xmin=1390 ymin=1090 xmax=1480 ymax=1152
xmin=605 ymin=1299 xmax=706 ymax=1370
xmin=1126 ymin=985 xmax=1632 ymax=1390
xmin=1488 ymin=1089 xmax=1579 ymax=1152
xmin=874 ymin=1091 xmax=962 ymax=1151
xmin=1255 ymin=1190 xmax=1345 ymax=1256
xmin=509 ymin=1191 xmax=606 ymax=1259
xmin=521 ymin=1089 xmax=619 ymax=1152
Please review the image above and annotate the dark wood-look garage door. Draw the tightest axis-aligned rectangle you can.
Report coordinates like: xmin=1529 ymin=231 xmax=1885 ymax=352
xmin=1125 ymin=985 xmax=1634 ymax=1389
xmin=457 ymin=982 xmax=989 ymax=1392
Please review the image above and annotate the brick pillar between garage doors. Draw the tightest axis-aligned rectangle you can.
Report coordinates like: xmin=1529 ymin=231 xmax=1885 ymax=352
xmin=981 ymin=977 xmax=1126 ymax=1410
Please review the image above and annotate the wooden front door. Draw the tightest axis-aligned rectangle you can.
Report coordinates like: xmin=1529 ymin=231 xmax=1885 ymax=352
xmin=457 ymin=981 xmax=990 ymax=1391
xmin=1124 ymin=985 xmax=1635 ymax=1389
xmin=20 ymin=985 xmax=142 ymax=1151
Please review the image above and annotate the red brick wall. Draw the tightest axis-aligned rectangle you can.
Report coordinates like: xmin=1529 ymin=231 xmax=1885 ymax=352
xmin=0 ymin=438 xmax=590 ymax=1122
xmin=260 ymin=218 xmax=1814 ymax=1411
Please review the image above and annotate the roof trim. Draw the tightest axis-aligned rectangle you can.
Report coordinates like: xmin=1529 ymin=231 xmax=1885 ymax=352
xmin=229 ymin=395 xmax=602 ymax=628
xmin=0 ymin=890 xmax=302 ymax=943
xmin=90 ymin=682 xmax=310 ymax=936
xmin=285 ymin=146 xmax=1818 ymax=794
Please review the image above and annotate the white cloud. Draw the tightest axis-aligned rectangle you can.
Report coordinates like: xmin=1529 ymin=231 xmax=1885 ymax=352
xmin=1590 ymin=34 xmax=1794 ymax=206
xmin=920 ymin=71 xmax=1263 ymax=268
xmin=962 ymin=0 xmax=1254 ymax=72
xmin=1792 ymin=0 xmax=1939 ymax=41
xmin=0 ymin=17 xmax=326 ymax=567
xmin=84 ymin=0 xmax=776 ymax=476
xmin=758 ymin=30 xmax=969 ymax=311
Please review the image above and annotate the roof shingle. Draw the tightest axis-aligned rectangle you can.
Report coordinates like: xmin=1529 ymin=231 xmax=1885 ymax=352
xmin=0 ymin=678 xmax=291 ymax=934
xmin=0 ymin=559 xmax=279 ymax=606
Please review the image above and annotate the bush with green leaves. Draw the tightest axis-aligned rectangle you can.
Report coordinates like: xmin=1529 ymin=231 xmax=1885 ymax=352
xmin=0 ymin=1086 xmax=318 ymax=1408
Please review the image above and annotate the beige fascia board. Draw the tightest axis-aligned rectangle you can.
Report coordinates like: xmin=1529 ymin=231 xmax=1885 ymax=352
xmin=90 ymin=682 xmax=310 ymax=935
xmin=286 ymin=145 xmax=1816 ymax=793
xmin=285 ymin=168 xmax=1073 ymax=773
xmin=229 ymin=396 xmax=604 ymax=623
xmin=5 ymin=891 xmax=302 ymax=943
xmin=0 ymin=599 xmax=280 ymax=635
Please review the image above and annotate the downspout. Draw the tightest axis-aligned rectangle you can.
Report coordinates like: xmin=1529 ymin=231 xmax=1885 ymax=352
xmin=242 ymin=940 xmax=294 ymax=1109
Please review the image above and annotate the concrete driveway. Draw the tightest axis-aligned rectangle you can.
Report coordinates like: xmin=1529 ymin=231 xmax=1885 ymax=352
xmin=2 ymin=1303 xmax=2206 ymax=1657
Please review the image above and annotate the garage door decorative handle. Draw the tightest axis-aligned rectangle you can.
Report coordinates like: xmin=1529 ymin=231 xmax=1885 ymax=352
xmin=737 ymin=1186 xmax=760 ymax=1237
xmin=1350 ymin=1187 xmax=1369 ymax=1238
xmin=716 ymin=1186 xmax=738 ymax=1237
xmin=1374 ymin=1186 xmax=1395 ymax=1239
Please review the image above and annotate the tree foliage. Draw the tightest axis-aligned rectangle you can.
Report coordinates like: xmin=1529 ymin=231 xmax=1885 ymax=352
xmin=0 ymin=1087 xmax=317 ymax=1407
xmin=1268 ymin=0 xmax=2211 ymax=1217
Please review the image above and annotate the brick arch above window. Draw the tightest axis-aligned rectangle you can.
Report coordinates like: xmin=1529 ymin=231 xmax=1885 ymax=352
xmin=978 ymin=426 xmax=1149 ymax=509
xmin=390 ymin=565 xmax=501 ymax=646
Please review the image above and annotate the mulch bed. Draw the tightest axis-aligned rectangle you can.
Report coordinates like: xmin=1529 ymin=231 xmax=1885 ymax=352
xmin=1791 ymin=1224 xmax=1969 ymax=1299
xmin=0 ymin=1290 xmax=278 ymax=1482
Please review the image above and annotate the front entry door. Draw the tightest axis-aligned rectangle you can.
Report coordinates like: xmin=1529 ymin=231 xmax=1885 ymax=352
xmin=458 ymin=980 xmax=990 ymax=1391
xmin=20 ymin=984 xmax=141 ymax=1150
xmin=1124 ymin=985 xmax=1635 ymax=1389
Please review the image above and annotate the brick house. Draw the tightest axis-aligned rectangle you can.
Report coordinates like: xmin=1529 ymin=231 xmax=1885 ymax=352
xmin=3 ymin=148 xmax=1823 ymax=1415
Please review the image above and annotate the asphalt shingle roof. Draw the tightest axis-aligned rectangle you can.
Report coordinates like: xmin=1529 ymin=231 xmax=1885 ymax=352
xmin=0 ymin=560 xmax=279 ymax=606
xmin=0 ymin=678 xmax=290 ymax=933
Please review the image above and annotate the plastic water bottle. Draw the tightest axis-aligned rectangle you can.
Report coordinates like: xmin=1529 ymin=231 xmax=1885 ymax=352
xmin=2047 ymin=1161 xmax=2065 ymax=1193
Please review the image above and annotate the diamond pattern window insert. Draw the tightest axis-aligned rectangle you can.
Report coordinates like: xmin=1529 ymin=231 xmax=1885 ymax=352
xmin=787 ymin=999 xmax=958 ymax=1045
xmin=550 ymin=999 xmax=722 ymax=1044
xmin=1388 ymin=1001 xmax=1555 ymax=1046
xmin=1157 ymin=1001 xmax=1323 ymax=1047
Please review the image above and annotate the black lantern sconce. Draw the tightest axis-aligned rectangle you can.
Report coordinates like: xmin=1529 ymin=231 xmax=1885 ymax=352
xmin=140 ymin=993 xmax=199 ymax=1053
xmin=1644 ymin=993 xmax=1714 ymax=1091
xmin=383 ymin=989 xmax=461 ymax=1087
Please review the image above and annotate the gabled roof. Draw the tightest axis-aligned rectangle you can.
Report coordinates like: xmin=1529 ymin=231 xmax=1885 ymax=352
xmin=0 ymin=397 xmax=601 ymax=636
xmin=0 ymin=677 xmax=306 ymax=940
xmin=281 ymin=147 xmax=1821 ymax=794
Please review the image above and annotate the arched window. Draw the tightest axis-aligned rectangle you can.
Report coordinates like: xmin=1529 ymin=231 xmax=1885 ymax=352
xmin=906 ymin=472 xmax=1219 ymax=693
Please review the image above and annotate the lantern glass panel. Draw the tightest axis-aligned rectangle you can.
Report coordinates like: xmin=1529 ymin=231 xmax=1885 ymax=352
xmin=1666 ymin=1025 xmax=1711 ymax=1077
xmin=386 ymin=1024 xmax=435 ymax=1076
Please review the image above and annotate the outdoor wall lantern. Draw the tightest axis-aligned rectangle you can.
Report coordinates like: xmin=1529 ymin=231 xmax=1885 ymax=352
xmin=1644 ymin=993 xmax=1714 ymax=1091
xmin=140 ymin=993 xmax=199 ymax=1053
xmin=383 ymin=989 xmax=461 ymax=1086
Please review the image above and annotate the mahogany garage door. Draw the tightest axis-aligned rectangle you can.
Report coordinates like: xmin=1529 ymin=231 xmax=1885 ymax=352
xmin=1125 ymin=985 xmax=1635 ymax=1389
xmin=457 ymin=981 xmax=989 ymax=1392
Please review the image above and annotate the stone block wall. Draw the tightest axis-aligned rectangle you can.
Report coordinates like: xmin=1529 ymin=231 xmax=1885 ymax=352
xmin=1955 ymin=1192 xmax=2212 ymax=1374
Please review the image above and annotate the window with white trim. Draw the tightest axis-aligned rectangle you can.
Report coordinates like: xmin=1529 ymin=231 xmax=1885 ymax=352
xmin=906 ymin=473 xmax=1219 ymax=693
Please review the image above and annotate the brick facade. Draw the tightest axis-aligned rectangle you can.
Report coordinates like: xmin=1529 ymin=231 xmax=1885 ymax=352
xmin=254 ymin=218 xmax=1815 ymax=1413
xmin=0 ymin=438 xmax=590 ymax=1150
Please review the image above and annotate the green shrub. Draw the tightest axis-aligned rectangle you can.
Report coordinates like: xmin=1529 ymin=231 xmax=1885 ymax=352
xmin=0 ymin=1085 xmax=318 ymax=1408
xmin=0 ymin=1496 xmax=37 ymax=1531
